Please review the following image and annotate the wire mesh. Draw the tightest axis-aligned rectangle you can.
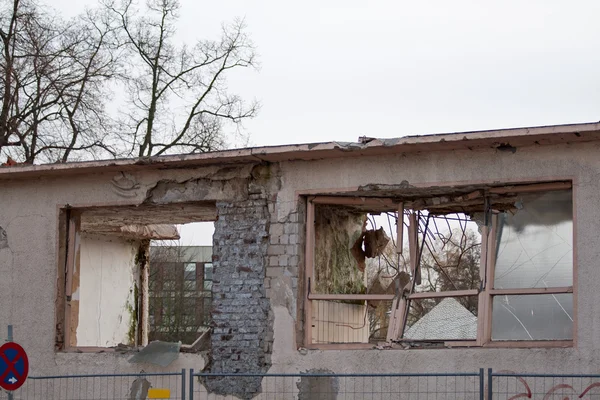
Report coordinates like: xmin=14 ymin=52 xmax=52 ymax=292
xmin=0 ymin=371 xmax=185 ymax=400
xmin=191 ymin=371 xmax=483 ymax=400
xmin=491 ymin=371 xmax=600 ymax=399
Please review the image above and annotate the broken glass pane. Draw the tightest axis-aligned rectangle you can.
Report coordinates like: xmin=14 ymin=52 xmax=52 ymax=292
xmin=494 ymin=190 xmax=572 ymax=289
xmin=369 ymin=299 xmax=394 ymax=342
xmin=403 ymin=296 xmax=478 ymax=340
xmin=415 ymin=213 xmax=482 ymax=293
xmin=128 ymin=341 xmax=181 ymax=367
xmin=492 ymin=294 xmax=573 ymax=340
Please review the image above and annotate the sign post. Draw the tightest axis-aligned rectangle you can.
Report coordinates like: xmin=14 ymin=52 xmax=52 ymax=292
xmin=5 ymin=325 xmax=9 ymax=400
xmin=0 ymin=325 xmax=29 ymax=399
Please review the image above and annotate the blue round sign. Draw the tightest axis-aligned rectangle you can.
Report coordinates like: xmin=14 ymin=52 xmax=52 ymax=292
xmin=0 ymin=342 xmax=29 ymax=391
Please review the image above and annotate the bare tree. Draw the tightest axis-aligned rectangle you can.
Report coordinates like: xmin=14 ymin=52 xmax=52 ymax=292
xmin=0 ymin=0 xmax=119 ymax=163
xmin=106 ymin=0 xmax=258 ymax=157
xmin=407 ymin=226 xmax=481 ymax=326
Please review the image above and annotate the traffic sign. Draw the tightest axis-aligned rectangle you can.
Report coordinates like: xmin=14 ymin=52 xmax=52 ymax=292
xmin=0 ymin=342 xmax=28 ymax=391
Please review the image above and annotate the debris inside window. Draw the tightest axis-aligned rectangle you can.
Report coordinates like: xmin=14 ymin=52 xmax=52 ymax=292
xmin=305 ymin=183 xmax=574 ymax=348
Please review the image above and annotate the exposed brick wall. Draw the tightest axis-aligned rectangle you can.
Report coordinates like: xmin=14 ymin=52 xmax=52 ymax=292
xmin=207 ymin=195 xmax=274 ymax=398
xmin=265 ymin=198 xmax=306 ymax=348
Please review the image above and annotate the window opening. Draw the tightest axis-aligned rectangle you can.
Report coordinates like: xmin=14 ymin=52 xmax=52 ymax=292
xmin=57 ymin=204 xmax=216 ymax=351
xmin=149 ymin=221 xmax=214 ymax=345
xmin=305 ymin=183 xmax=574 ymax=349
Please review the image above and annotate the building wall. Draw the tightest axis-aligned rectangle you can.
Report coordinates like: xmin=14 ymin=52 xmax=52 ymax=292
xmin=265 ymin=142 xmax=600 ymax=374
xmin=0 ymin=142 xmax=598 ymax=381
xmin=149 ymin=246 xmax=213 ymax=263
xmin=76 ymin=233 xmax=139 ymax=347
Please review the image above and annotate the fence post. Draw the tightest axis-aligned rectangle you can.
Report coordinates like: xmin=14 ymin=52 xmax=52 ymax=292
xmin=487 ymin=368 xmax=493 ymax=400
xmin=189 ymin=368 xmax=194 ymax=400
xmin=479 ymin=369 xmax=484 ymax=400
xmin=181 ymin=369 xmax=186 ymax=400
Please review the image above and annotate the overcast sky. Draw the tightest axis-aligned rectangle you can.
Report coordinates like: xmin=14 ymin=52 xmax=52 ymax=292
xmin=52 ymin=0 xmax=600 ymax=245
xmin=53 ymin=0 xmax=600 ymax=148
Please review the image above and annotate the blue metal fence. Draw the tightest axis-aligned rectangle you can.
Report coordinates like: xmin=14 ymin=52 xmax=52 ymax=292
xmin=5 ymin=368 xmax=600 ymax=399
xmin=0 ymin=370 xmax=186 ymax=400
xmin=189 ymin=369 xmax=485 ymax=400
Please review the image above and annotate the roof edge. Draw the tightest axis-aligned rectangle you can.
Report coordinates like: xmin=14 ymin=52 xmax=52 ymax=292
xmin=1 ymin=121 xmax=599 ymax=179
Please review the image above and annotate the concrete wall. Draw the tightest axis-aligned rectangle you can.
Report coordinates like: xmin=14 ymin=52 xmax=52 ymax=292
xmin=265 ymin=142 xmax=600 ymax=375
xmin=0 ymin=141 xmax=599 ymax=385
xmin=76 ymin=233 xmax=139 ymax=347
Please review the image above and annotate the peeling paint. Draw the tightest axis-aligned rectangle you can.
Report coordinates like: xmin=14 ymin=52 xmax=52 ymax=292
xmin=145 ymin=177 xmax=249 ymax=204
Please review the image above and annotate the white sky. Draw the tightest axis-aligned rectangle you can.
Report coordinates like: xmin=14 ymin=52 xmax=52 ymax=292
xmin=52 ymin=0 xmax=600 ymax=245
xmin=52 ymin=0 xmax=600 ymax=147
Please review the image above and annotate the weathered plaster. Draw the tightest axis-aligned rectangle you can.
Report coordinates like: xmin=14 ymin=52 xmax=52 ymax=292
xmin=76 ymin=233 xmax=140 ymax=347
xmin=264 ymin=142 xmax=600 ymax=374
xmin=0 ymin=139 xmax=600 ymax=388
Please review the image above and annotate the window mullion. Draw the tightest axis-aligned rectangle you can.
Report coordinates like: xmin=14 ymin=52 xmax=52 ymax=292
xmin=481 ymin=212 xmax=497 ymax=345
xmin=489 ymin=287 xmax=573 ymax=295
xmin=304 ymin=197 xmax=315 ymax=347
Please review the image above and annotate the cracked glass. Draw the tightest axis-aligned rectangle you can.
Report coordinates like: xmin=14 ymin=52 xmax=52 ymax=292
xmin=494 ymin=190 xmax=573 ymax=289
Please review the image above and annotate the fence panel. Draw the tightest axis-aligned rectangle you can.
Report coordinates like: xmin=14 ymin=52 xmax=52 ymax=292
xmin=190 ymin=370 xmax=484 ymax=400
xmin=0 ymin=370 xmax=186 ymax=400
xmin=490 ymin=370 xmax=600 ymax=399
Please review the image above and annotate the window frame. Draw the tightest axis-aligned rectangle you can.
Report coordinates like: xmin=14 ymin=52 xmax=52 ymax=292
xmin=56 ymin=208 xmax=215 ymax=352
xmin=56 ymin=209 xmax=149 ymax=352
xmin=303 ymin=181 xmax=575 ymax=349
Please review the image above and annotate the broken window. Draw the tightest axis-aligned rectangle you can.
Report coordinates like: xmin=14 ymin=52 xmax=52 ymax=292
xmin=56 ymin=203 xmax=216 ymax=351
xmin=491 ymin=190 xmax=573 ymax=341
xmin=404 ymin=296 xmax=478 ymax=341
xmin=398 ymin=212 xmax=482 ymax=343
xmin=304 ymin=182 xmax=574 ymax=348
xmin=308 ymin=200 xmax=405 ymax=345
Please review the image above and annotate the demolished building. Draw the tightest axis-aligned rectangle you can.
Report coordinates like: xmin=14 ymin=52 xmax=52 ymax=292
xmin=0 ymin=121 xmax=596 ymax=397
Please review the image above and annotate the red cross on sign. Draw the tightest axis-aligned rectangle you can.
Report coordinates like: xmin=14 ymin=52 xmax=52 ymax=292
xmin=0 ymin=342 xmax=29 ymax=391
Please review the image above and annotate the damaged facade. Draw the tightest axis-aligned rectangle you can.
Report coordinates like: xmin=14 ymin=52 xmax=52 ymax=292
xmin=0 ymin=122 xmax=599 ymax=396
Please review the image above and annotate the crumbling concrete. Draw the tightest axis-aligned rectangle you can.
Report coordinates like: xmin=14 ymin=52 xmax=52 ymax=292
xmin=3 ymin=124 xmax=600 ymax=390
xmin=196 ymin=165 xmax=277 ymax=398
xmin=146 ymin=177 xmax=249 ymax=204
xmin=0 ymin=225 xmax=7 ymax=249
